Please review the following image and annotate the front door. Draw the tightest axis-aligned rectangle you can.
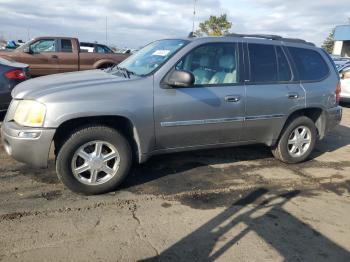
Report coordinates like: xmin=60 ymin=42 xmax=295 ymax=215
xmin=154 ymin=42 xmax=246 ymax=149
xmin=23 ymin=38 xmax=59 ymax=76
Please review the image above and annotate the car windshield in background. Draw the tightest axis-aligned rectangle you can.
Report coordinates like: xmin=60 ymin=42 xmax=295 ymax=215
xmin=117 ymin=39 xmax=188 ymax=76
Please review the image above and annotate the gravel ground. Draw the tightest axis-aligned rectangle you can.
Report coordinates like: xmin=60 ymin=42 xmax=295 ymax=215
xmin=0 ymin=106 xmax=350 ymax=261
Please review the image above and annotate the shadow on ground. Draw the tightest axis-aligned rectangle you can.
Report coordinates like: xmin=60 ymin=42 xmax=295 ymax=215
xmin=141 ymin=188 xmax=350 ymax=262
xmin=121 ymin=124 xmax=350 ymax=199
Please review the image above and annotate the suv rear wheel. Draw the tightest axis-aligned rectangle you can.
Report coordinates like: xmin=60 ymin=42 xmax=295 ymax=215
xmin=56 ymin=126 xmax=132 ymax=195
xmin=272 ymin=116 xmax=317 ymax=164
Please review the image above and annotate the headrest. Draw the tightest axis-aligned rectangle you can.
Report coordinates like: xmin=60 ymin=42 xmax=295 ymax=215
xmin=199 ymin=56 xmax=210 ymax=67
xmin=219 ymin=55 xmax=235 ymax=70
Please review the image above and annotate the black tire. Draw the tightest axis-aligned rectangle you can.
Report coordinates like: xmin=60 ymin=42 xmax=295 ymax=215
xmin=56 ymin=126 xmax=132 ymax=195
xmin=272 ymin=116 xmax=317 ymax=164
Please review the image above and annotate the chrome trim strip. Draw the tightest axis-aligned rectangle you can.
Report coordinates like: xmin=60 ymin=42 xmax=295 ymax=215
xmin=161 ymin=117 xmax=244 ymax=127
xmin=160 ymin=114 xmax=285 ymax=127
xmin=245 ymin=114 xmax=285 ymax=121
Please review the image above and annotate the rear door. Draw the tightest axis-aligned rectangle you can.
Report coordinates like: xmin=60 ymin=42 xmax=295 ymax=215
xmin=57 ymin=39 xmax=79 ymax=73
xmin=154 ymin=41 xmax=246 ymax=149
xmin=243 ymin=41 xmax=305 ymax=143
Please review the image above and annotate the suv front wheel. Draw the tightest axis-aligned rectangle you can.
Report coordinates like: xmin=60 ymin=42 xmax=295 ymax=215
xmin=272 ymin=116 xmax=317 ymax=164
xmin=56 ymin=126 xmax=132 ymax=194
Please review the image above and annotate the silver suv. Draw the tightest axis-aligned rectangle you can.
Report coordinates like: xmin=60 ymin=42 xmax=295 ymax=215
xmin=1 ymin=34 xmax=342 ymax=194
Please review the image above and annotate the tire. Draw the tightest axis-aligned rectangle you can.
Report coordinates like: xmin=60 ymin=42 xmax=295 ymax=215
xmin=56 ymin=126 xmax=132 ymax=195
xmin=272 ymin=116 xmax=317 ymax=164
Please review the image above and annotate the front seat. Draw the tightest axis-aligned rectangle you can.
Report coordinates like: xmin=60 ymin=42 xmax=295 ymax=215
xmin=209 ymin=55 xmax=236 ymax=84
xmin=192 ymin=56 xmax=213 ymax=85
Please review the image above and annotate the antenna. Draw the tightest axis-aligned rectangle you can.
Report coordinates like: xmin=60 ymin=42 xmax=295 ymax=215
xmin=105 ymin=16 xmax=108 ymax=45
xmin=192 ymin=0 xmax=197 ymax=32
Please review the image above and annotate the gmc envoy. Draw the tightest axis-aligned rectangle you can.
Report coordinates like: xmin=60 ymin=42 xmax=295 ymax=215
xmin=1 ymin=34 xmax=342 ymax=194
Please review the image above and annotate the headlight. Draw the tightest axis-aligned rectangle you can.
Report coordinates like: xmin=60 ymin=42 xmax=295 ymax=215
xmin=14 ymin=100 xmax=46 ymax=127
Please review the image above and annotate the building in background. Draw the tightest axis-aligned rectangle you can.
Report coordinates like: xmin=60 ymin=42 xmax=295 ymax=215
xmin=333 ymin=25 xmax=350 ymax=57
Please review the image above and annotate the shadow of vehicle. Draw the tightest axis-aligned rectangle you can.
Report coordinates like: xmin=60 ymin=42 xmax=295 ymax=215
xmin=122 ymin=145 xmax=272 ymax=193
xmin=141 ymin=188 xmax=350 ymax=262
xmin=122 ymin=123 xmax=350 ymax=194
xmin=340 ymin=102 xmax=350 ymax=108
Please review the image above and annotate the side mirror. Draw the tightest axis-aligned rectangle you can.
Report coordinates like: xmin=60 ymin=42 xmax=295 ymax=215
xmin=23 ymin=46 xmax=33 ymax=54
xmin=165 ymin=70 xmax=195 ymax=88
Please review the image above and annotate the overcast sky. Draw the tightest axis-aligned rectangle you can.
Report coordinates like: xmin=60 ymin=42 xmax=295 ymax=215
xmin=0 ymin=0 xmax=349 ymax=48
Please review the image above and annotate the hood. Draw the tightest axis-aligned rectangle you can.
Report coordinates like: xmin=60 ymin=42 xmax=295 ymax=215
xmin=12 ymin=69 xmax=136 ymax=99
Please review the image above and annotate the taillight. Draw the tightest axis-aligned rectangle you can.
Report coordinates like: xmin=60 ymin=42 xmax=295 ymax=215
xmin=336 ymin=81 xmax=341 ymax=104
xmin=4 ymin=69 xmax=26 ymax=80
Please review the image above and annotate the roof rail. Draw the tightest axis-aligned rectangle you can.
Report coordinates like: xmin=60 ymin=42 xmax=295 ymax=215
xmin=226 ymin=33 xmax=315 ymax=46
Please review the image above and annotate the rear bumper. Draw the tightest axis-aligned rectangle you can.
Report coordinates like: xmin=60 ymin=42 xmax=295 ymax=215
xmin=1 ymin=121 xmax=55 ymax=168
xmin=324 ymin=106 xmax=342 ymax=135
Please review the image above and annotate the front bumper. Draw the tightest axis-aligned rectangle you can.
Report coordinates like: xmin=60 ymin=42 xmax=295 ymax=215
xmin=1 ymin=121 xmax=56 ymax=168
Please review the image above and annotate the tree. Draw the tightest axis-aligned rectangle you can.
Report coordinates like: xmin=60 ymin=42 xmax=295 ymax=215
xmin=322 ymin=28 xmax=335 ymax=54
xmin=196 ymin=14 xmax=232 ymax=36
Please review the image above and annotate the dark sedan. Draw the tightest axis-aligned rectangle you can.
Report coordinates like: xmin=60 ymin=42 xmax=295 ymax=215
xmin=0 ymin=57 xmax=30 ymax=112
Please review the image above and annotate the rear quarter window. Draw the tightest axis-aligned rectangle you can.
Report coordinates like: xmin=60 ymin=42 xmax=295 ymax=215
xmin=288 ymin=47 xmax=329 ymax=81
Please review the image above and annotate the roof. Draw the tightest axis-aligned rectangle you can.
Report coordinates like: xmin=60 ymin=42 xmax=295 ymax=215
xmin=334 ymin=25 xmax=350 ymax=41
xmin=185 ymin=33 xmax=315 ymax=46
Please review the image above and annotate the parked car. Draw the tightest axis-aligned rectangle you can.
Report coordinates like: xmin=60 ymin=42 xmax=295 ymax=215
xmin=339 ymin=65 xmax=350 ymax=102
xmin=0 ymin=57 xmax=29 ymax=112
xmin=80 ymin=42 xmax=115 ymax=54
xmin=0 ymin=37 xmax=129 ymax=76
xmin=1 ymin=34 xmax=342 ymax=194
xmin=332 ymin=55 xmax=350 ymax=70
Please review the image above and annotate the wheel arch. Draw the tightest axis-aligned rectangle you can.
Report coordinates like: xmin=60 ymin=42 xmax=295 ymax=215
xmin=278 ymin=107 xmax=327 ymax=142
xmin=93 ymin=59 xmax=117 ymax=69
xmin=53 ymin=115 xmax=143 ymax=163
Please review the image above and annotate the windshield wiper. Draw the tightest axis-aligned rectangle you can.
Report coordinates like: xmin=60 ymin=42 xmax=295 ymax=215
xmin=111 ymin=65 xmax=135 ymax=79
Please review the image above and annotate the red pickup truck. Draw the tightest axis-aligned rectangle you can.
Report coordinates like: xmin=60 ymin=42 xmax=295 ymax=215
xmin=0 ymin=37 xmax=129 ymax=76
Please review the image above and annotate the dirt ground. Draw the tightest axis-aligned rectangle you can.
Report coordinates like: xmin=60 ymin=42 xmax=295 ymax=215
xmin=0 ymin=105 xmax=350 ymax=262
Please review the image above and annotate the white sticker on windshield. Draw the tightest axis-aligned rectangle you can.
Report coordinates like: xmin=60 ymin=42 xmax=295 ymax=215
xmin=152 ymin=50 xmax=170 ymax=56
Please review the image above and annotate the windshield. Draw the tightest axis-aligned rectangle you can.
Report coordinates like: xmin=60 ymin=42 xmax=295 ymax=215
xmin=117 ymin=39 xmax=188 ymax=76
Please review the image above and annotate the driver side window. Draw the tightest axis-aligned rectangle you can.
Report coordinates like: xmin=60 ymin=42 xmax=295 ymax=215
xmin=31 ymin=39 xmax=56 ymax=53
xmin=176 ymin=43 xmax=238 ymax=86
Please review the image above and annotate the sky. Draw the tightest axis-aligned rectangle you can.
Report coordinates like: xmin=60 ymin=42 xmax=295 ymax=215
xmin=0 ymin=0 xmax=349 ymax=48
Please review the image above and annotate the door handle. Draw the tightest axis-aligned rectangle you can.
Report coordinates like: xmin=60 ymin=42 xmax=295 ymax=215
xmin=288 ymin=92 xmax=299 ymax=99
xmin=225 ymin=95 xmax=241 ymax=103
xmin=51 ymin=55 xmax=58 ymax=59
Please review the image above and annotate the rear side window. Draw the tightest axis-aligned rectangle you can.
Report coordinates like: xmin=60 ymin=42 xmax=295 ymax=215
xmin=61 ymin=39 xmax=73 ymax=53
xmin=288 ymin=47 xmax=329 ymax=81
xmin=248 ymin=44 xmax=278 ymax=82
xmin=97 ymin=45 xmax=112 ymax=54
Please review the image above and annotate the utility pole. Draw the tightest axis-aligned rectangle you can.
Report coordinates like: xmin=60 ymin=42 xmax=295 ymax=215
xmin=105 ymin=16 xmax=108 ymax=45
xmin=192 ymin=0 xmax=197 ymax=33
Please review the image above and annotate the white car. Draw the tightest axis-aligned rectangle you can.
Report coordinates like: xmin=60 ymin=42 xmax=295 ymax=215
xmin=340 ymin=66 xmax=350 ymax=102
